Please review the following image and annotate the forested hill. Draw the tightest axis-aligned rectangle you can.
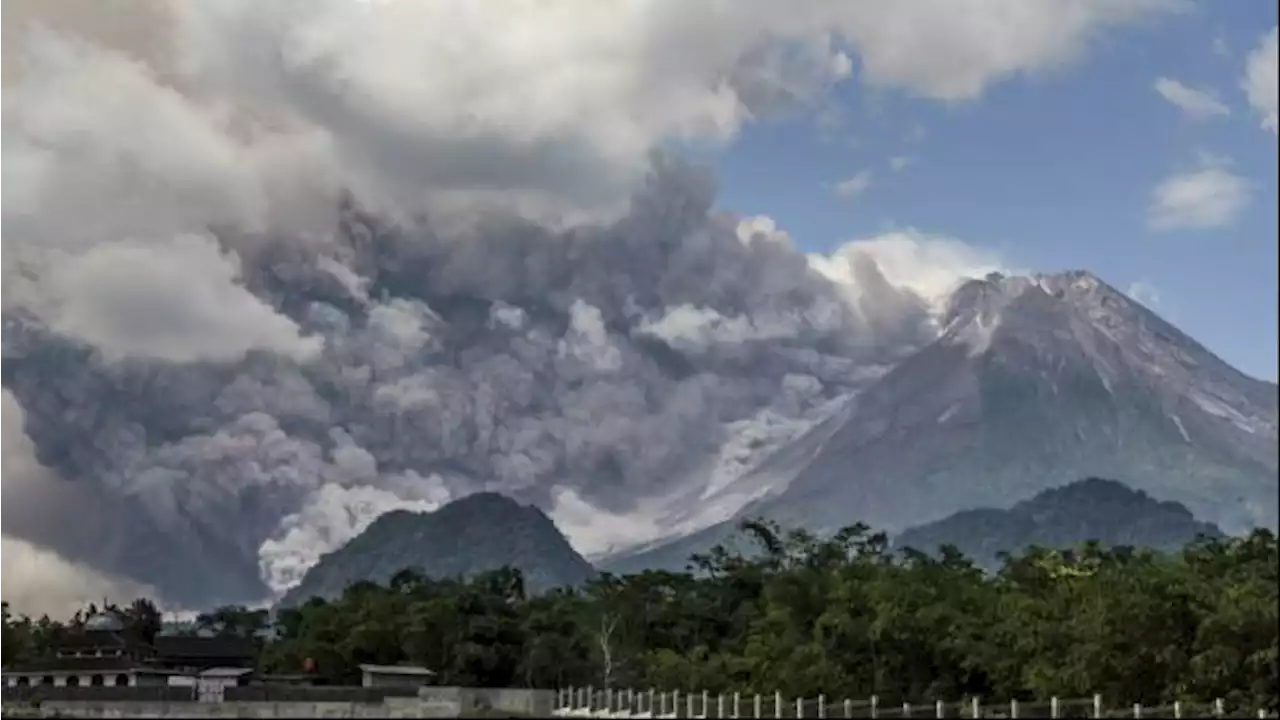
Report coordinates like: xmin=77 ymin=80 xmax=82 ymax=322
xmin=278 ymin=492 xmax=597 ymax=607
xmin=894 ymin=477 xmax=1226 ymax=569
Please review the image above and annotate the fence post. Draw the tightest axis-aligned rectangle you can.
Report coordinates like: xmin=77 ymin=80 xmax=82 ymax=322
xmin=844 ymin=699 xmax=853 ymax=719
xmin=754 ymin=693 xmax=762 ymax=719
xmin=704 ymin=690 xmax=710 ymax=718
xmin=607 ymin=688 xmax=614 ymax=713
xmin=1051 ymin=697 xmax=1059 ymax=719
xmin=797 ymin=697 xmax=805 ymax=718
xmin=1173 ymin=701 xmax=1181 ymax=719
xmin=1011 ymin=698 xmax=1019 ymax=719
xmin=719 ymin=694 xmax=726 ymax=719
xmin=970 ymin=697 xmax=979 ymax=719
xmin=1214 ymin=699 xmax=1224 ymax=718
xmin=818 ymin=694 xmax=826 ymax=719
xmin=936 ymin=699 xmax=944 ymax=718
xmin=1093 ymin=694 xmax=1103 ymax=719
xmin=659 ymin=690 xmax=666 ymax=717
xmin=688 ymin=691 xmax=695 ymax=719
xmin=871 ymin=695 xmax=879 ymax=720
xmin=734 ymin=692 xmax=741 ymax=719
xmin=1133 ymin=703 xmax=1142 ymax=719
xmin=775 ymin=692 xmax=783 ymax=719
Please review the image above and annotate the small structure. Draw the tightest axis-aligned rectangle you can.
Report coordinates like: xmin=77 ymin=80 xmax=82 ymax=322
xmin=151 ymin=635 xmax=256 ymax=675
xmin=1 ymin=612 xmax=256 ymax=694
xmin=358 ymin=664 xmax=436 ymax=688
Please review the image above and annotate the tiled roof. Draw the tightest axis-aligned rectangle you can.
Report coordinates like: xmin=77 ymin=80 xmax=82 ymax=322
xmin=58 ymin=630 xmax=134 ymax=650
xmin=4 ymin=657 xmax=143 ymax=673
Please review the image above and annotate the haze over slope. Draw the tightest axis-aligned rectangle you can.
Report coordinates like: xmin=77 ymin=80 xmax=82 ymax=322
xmin=893 ymin=477 xmax=1226 ymax=570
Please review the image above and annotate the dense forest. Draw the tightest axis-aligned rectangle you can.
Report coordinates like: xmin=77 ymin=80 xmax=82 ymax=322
xmin=2 ymin=521 xmax=1276 ymax=712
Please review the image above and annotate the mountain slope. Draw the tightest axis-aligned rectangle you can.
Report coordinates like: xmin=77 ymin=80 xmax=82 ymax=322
xmin=605 ymin=271 xmax=1277 ymax=573
xmin=279 ymin=492 xmax=597 ymax=607
xmin=893 ymin=477 xmax=1225 ymax=570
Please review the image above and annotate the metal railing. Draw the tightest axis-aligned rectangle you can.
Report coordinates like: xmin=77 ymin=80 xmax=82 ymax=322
xmin=552 ymin=688 xmax=1276 ymax=719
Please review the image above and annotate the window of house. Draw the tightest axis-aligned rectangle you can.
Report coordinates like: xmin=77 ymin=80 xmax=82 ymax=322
xmin=90 ymin=675 xmax=105 ymax=686
xmin=66 ymin=676 xmax=80 ymax=687
xmin=16 ymin=677 xmax=30 ymax=687
xmin=115 ymin=674 xmax=130 ymax=687
xmin=41 ymin=676 xmax=54 ymax=686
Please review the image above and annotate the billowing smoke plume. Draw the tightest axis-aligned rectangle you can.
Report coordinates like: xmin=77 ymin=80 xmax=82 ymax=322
xmin=2 ymin=390 xmax=160 ymax=617
xmin=3 ymin=0 xmax=1155 ymax=607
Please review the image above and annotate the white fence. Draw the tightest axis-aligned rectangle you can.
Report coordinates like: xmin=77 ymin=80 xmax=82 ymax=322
xmin=552 ymin=687 xmax=1275 ymax=719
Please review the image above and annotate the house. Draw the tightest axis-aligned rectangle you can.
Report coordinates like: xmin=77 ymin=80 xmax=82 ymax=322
xmin=1 ymin=612 xmax=256 ymax=693
xmin=358 ymin=664 xmax=436 ymax=688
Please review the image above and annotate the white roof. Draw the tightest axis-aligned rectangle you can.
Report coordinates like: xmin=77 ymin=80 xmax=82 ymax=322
xmin=358 ymin=664 xmax=436 ymax=676
xmin=199 ymin=667 xmax=254 ymax=677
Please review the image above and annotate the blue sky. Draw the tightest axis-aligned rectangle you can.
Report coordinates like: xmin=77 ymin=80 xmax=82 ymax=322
xmin=714 ymin=4 xmax=1278 ymax=381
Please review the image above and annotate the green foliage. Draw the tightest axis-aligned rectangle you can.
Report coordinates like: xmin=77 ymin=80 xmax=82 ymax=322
xmin=3 ymin=524 xmax=1275 ymax=713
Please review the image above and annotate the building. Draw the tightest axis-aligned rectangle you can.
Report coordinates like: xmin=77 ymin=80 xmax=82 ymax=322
xmin=358 ymin=664 xmax=437 ymax=688
xmin=1 ymin=611 xmax=256 ymax=693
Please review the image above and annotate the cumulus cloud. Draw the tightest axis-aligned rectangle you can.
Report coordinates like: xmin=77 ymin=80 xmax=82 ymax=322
xmin=811 ymin=228 xmax=1012 ymax=312
xmin=1153 ymin=77 xmax=1231 ymax=120
xmin=1148 ymin=156 xmax=1251 ymax=231
xmin=1242 ymin=27 xmax=1279 ymax=135
xmin=833 ymin=170 xmax=874 ymax=198
xmin=1 ymin=0 xmax=1156 ymax=606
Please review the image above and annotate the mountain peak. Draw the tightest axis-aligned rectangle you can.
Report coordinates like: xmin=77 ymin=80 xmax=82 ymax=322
xmin=279 ymin=491 xmax=596 ymax=607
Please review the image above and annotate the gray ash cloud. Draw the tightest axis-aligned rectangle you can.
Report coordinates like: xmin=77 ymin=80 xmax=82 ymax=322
xmin=3 ymin=158 xmax=937 ymax=606
xmin=8 ymin=0 xmax=1159 ymax=608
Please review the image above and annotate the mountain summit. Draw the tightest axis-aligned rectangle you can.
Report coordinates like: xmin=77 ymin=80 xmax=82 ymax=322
xmin=605 ymin=271 xmax=1278 ymax=573
xmin=279 ymin=492 xmax=597 ymax=607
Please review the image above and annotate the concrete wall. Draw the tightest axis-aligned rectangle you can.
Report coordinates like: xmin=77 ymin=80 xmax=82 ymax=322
xmin=0 ymin=686 xmax=554 ymax=719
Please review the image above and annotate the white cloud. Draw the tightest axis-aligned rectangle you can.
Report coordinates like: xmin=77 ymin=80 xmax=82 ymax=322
xmin=1148 ymin=157 xmax=1251 ymax=231
xmin=810 ymin=228 xmax=1011 ymax=311
xmin=1242 ymin=27 xmax=1278 ymax=135
xmin=889 ymin=155 xmax=915 ymax=171
xmin=1125 ymin=280 xmax=1162 ymax=309
xmin=4 ymin=0 xmax=1180 ymax=220
xmin=1153 ymin=77 xmax=1231 ymax=120
xmin=833 ymin=170 xmax=874 ymax=198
